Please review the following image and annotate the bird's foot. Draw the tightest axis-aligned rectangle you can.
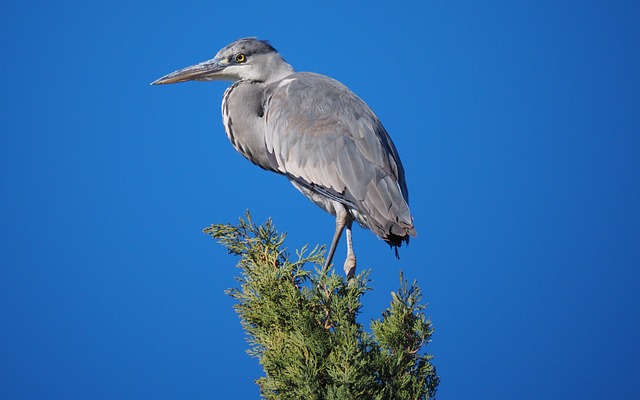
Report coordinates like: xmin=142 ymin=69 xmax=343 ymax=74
xmin=343 ymin=255 xmax=356 ymax=280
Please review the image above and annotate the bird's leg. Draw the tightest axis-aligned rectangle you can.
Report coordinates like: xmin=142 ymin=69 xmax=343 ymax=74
xmin=324 ymin=208 xmax=350 ymax=274
xmin=343 ymin=220 xmax=356 ymax=279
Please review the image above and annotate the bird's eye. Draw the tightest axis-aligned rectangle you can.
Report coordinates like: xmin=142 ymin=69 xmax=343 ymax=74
xmin=235 ymin=53 xmax=246 ymax=63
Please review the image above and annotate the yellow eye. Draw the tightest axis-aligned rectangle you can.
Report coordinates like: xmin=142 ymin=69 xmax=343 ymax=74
xmin=235 ymin=53 xmax=246 ymax=63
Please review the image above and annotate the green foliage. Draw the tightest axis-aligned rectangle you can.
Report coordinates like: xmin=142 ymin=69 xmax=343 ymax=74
xmin=204 ymin=211 xmax=439 ymax=399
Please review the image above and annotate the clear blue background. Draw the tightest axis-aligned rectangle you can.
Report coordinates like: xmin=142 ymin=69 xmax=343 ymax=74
xmin=2 ymin=1 xmax=639 ymax=398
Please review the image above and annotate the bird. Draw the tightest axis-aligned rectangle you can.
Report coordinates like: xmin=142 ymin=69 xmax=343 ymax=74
xmin=151 ymin=37 xmax=415 ymax=278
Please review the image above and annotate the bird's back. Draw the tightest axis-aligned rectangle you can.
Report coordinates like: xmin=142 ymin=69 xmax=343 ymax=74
xmin=261 ymin=72 xmax=415 ymax=246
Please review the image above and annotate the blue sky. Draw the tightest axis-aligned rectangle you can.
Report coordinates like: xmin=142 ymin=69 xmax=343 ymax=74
xmin=2 ymin=1 xmax=640 ymax=398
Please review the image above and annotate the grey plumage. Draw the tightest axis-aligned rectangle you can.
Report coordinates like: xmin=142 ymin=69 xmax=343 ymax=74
xmin=152 ymin=38 xmax=415 ymax=277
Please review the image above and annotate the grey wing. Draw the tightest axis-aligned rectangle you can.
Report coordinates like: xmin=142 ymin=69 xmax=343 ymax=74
xmin=262 ymin=73 xmax=415 ymax=244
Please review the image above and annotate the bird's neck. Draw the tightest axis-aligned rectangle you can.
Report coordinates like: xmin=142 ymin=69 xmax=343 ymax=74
xmin=263 ymin=62 xmax=295 ymax=84
xmin=249 ymin=53 xmax=295 ymax=84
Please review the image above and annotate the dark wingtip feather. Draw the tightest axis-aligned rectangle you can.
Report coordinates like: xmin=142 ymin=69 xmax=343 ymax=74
xmin=384 ymin=223 xmax=416 ymax=259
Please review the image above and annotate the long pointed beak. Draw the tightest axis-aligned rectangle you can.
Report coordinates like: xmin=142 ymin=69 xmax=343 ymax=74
xmin=151 ymin=59 xmax=226 ymax=85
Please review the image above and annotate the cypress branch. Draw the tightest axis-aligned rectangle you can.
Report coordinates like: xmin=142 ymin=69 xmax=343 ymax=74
xmin=204 ymin=211 xmax=439 ymax=399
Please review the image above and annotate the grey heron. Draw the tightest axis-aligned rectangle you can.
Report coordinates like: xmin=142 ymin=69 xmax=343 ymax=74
xmin=152 ymin=38 xmax=415 ymax=278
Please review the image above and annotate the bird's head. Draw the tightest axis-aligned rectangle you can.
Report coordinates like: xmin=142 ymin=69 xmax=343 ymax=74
xmin=151 ymin=37 xmax=294 ymax=86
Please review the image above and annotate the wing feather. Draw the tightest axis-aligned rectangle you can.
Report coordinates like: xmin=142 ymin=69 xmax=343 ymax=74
xmin=262 ymin=72 xmax=414 ymax=242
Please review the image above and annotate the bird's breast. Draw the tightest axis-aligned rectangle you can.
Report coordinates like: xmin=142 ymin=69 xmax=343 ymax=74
xmin=221 ymin=81 xmax=275 ymax=171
